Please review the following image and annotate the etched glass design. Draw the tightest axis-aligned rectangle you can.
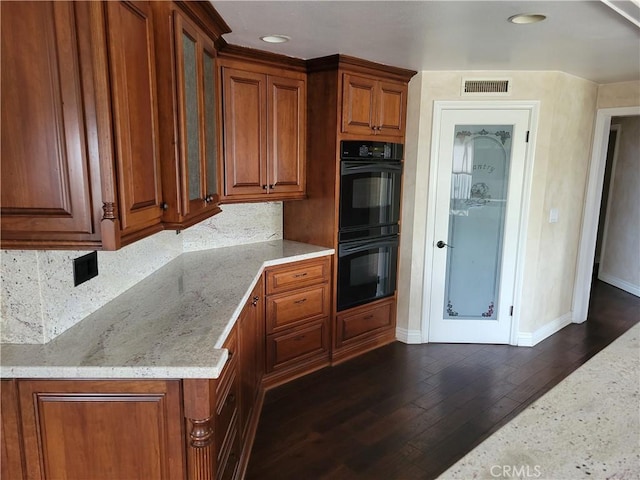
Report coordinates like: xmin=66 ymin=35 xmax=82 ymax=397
xmin=443 ymin=125 xmax=513 ymax=320
xmin=203 ymin=51 xmax=217 ymax=196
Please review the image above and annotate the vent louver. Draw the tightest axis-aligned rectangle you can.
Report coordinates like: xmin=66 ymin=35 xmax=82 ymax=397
xmin=461 ymin=79 xmax=511 ymax=96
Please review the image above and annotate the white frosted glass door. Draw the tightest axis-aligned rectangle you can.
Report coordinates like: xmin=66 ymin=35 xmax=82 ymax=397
xmin=428 ymin=109 xmax=530 ymax=344
xmin=444 ymin=126 xmax=511 ymax=320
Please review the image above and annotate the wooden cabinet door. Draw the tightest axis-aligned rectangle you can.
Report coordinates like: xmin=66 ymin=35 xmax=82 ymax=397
xmin=377 ymin=80 xmax=407 ymax=138
xmin=18 ymin=379 xmax=185 ymax=480
xmin=167 ymin=9 xmax=221 ymax=225
xmin=222 ymin=67 xmax=267 ymax=197
xmin=267 ymin=75 xmax=306 ymax=196
xmin=0 ymin=2 xmax=101 ymax=248
xmin=238 ymin=277 xmax=264 ymax=440
xmin=106 ymin=1 xmax=164 ymax=237
xmin=341 ymin=73 xmax=377 ymax=136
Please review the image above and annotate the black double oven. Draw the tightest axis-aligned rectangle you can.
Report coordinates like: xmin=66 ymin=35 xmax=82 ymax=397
xmin=337 ymin=141 xmax=403 ymax=311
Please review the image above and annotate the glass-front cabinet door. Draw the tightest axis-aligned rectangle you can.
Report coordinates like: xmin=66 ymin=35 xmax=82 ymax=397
xmin=173 ymin=11 xmax=220 ymax=221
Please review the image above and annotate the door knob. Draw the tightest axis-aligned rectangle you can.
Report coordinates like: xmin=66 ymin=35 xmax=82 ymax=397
xmin=436 ymin=240 xmax=453 ymax=249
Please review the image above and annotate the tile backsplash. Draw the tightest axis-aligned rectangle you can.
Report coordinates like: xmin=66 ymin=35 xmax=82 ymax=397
xmin=1 ymin=202 xmax=283 ymax=344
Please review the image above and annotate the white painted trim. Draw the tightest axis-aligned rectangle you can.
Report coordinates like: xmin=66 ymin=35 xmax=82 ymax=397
xmin=572 ymin=106 xmax=640 ymax=324
xmin=421 ymin=100 xmax=540 ymax=345
xmin=598 ymin=273 xmax=640 ymax=297
xmin=396 ymin=327 xmax=423 ymax=344
xmin=517 ymin=312 xmax=573 ymax=347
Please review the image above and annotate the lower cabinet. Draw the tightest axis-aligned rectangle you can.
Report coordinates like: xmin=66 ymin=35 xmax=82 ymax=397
xmin=263 ymin=257 xmax=331 ymax=388
xmin=333 ymin=296 xmax=397 ymax=364
xmin=13 ymin=379 xmax=185 ymax=480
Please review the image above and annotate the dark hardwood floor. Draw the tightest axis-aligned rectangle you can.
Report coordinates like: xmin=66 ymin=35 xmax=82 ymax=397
xmin=247 ymin=281 xmax=639 ymax=480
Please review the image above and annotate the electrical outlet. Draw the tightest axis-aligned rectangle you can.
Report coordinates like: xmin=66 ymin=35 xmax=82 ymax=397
xmin=73 ymin=251 xmax=98 ymax=286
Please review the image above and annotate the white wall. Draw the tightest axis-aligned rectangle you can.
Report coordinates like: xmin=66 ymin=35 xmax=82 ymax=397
xmin=598 ymin=115 xmax=640 ymax=295
xmin=1 ymin=203 xmax=282 ymax=344
xmin=398 ymin=71 xmax=598 ymax=343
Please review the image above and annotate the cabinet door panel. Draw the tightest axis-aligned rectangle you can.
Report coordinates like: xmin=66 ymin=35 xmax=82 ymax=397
xmin=341 ymin=73 xmax=376 ymax=136
xmin=238 ymin=277 xmax=264 ymax=439
xmin=173 ymin=11 xmax=220 ymax=219
xmin=18 ymin=380 xmax=184 ymax=480
xmin=377 ymin=81 xmax=407 ymax=138
xmin=222 ymin=68 xmax=266 ymax=196
xmin=0 ymin=2 xmax=95 ymax=238
xmin=268 ymin=76 xmax=305 ymax=194
xmin=106 ymin=1 xmax=163 ymax=234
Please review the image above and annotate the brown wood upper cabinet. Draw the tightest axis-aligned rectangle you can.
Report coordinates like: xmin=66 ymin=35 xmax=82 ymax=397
xmin=1 ymin=1 xmax=230 ymax=250
xmin=220 ymin=59 xmax=306 ymax=202
xmin=153 ymin=2 xmax=228 ymax=229
xmin=342 ymin=72 xmax=407 ymax=139
xmin=0 ymin=1 xmax=164 ymax=250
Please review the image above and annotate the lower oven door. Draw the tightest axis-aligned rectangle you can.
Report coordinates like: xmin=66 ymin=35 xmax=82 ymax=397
xmin=337 ymin=235 xmax=399 ymax=311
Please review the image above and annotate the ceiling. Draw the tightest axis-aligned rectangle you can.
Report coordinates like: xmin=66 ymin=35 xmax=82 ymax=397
xmin=211 ymin=1 xmax=640 ymax=84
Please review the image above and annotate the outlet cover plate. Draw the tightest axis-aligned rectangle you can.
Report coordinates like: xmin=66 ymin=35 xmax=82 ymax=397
xmin=73 ymin=251 xmax=98 ymax=286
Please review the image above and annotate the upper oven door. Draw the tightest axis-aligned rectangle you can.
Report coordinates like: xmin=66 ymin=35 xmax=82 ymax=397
xmin=339 ymin=161 xmax=402 ymax=232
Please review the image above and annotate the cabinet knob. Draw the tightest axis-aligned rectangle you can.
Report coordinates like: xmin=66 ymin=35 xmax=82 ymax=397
xmin=160 ymin=202 xmax=169 ymax=210
xmin=204 ymin=195 xmax=214 ymax=203
xmin=262 ymin=185 xmax=268 ymax=190
xmin=269 ymin=184 xmax=275 ymax=189
xmin=251 ymin=295 xmax=259 ymax=306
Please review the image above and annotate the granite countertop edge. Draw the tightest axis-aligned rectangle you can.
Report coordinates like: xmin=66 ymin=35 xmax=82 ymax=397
xmin=1 ymin=240 xmax=334 ymax=380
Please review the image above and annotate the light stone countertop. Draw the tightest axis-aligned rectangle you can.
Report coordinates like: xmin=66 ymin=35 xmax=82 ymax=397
xmin=438 ymin=322 xmax=640 ymax=480
xmin=0 ymin=240 xmax=334 ymax=379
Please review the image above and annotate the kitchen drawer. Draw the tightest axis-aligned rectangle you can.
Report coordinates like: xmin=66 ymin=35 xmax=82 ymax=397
xmin=266 ymin=284 xmax=329 ymax=333
xmin=265 ymin=256 xmax=330 ymax=295
xmin=215 ymin=362 xmax=238 ymax=456
xmin=336 ymin=298 xmax=395 ymax=346
xmin=266 ymin=318 xmax=329 ymax=372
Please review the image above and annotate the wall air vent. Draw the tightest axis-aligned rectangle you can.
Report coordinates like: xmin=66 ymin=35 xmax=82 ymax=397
xmin=461 ymin=79 xmax=511 ymax=96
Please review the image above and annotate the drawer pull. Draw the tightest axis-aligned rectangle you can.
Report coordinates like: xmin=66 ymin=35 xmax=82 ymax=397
xmin=363 ymin=315 xmax=374 ymax=320
xmin=294 ymin=335 xmax=306 ymax=341
xmin=293 ymin=298 xmax=307 ymax=304
xmin=293 ymin=272 xmax=308 ymax=278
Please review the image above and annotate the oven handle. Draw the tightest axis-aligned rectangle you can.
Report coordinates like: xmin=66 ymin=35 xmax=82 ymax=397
xmin=341 ymin=162 xmax=403 ymax=174
xmin=339 ymin=236 xmax=399 ymax=256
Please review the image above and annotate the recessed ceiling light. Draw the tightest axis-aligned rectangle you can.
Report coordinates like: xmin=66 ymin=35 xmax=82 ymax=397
xmin=260 ymin=35 xmax=291 ymax=44
xmin=508 ymin=13 xmax=547 ymax=24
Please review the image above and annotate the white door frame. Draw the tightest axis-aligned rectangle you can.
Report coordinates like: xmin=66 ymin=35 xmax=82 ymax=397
xmin=572 ymin=106 xmax=640 ymax=323
xmin=421 ymin=100 xmax=540 ymax=345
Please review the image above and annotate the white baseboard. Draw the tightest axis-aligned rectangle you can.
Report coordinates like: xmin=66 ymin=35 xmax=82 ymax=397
xmin=396 ymin=327 xmax=423 ymax=344
xmin=517 ymin=312 xmax=573 ymax=347
xmin=598 ymin=272 xmax=640 ymax=297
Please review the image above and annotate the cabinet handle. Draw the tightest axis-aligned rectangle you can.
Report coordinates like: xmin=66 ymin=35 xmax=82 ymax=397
xmin=269 ymin=184 xmax=275 ymax=189
xmin=364 ymin=314 xmax=374 ymax=320
xmin=160 ymin=202 xmax=169 ymax=210
xmin=204 ymin=195 xmax=214 ymax=203
xmin=293 ymin=272 xmax=308 ymax=278
xmin=293 ymin=298 xmax=307 ymax=304
xmin=251 ymin=295 xmax=259 ymax=306
xmin=262 ymin=185 xmax=268 ymax=190
xmin=294 ymin=335 xmax=306 ymax=341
